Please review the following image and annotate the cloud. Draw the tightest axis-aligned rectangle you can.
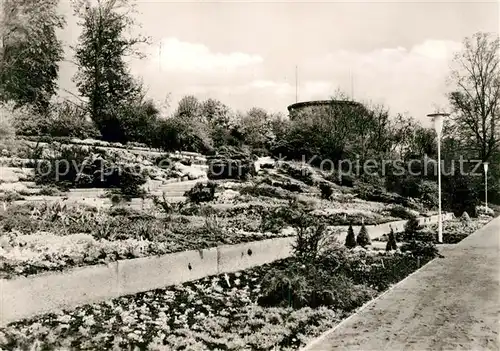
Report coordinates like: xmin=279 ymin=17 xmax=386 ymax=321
xmin=411 ymin=40 xmax=462 ymax=60
xmin=151 ymin=38 xmax=263 ymax=73
xmin=130 ymin=38 xmax=463 ymax=120
xmin=302 ymin=39 xmax=463 ymax=121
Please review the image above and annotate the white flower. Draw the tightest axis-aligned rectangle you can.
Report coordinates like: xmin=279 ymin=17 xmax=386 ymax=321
xmin=83 ymin=315 xmax=96 ymax=326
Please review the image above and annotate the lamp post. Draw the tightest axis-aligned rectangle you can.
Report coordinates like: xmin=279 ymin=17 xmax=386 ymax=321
xmin=484 ymin=162 xmax=489 ymax=208
xmin=427 ymin=113 xmax=449 ymax=243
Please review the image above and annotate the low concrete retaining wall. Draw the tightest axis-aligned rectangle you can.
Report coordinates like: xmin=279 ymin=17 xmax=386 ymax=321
xmin=0 ymin=214 xmax=453 ymax=326
xmin=218 ymin=237 xmax=295 ymax=273
xmin=117 ymin=248 xmax=219 ymax=296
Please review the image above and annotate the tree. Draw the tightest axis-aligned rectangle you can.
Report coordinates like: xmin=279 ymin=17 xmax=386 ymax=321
xmin=386 ymin=227 xmax=398 ymax=251
xmin=238 ymin=107 xmax=274 ymax=149
xmin=390 ymin=113 xmax=419 ymax=160
xmin=154 ymin=115 xmax=213 ymax=153
xmin=175 ymin=95 xmax=202 ymax=121
xmin=113 ymin=94 xmax=160 ymax=144
xmin=72 ymin=0 xmax=149 ymax=141
xmin=366 ymin=103 xmax=393 ymax=159
xmin=411 ymin=126 xmax=437 ymax=159
xmin=345 ymin=224 xmax=356 ymax=249
xmin=448 ymin=32 xmax=500 ymax=163
xmin=200 ymin=98 xmax=236 ymax=147
xmin=403 ymin=216 xmax=421 ymax=242
xmin=356 ymin=223 xmax=371 ymax=248
xmin=0 ymin=0 xmax=64 ymax=113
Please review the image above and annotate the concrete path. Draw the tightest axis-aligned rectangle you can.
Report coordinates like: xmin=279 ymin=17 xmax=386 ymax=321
xmin=303 ymin=216 xmax=500 ymax=351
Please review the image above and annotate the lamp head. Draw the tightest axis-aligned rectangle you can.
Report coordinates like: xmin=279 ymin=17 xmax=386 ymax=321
xmin=484 ymin=162 xmax=489 ymax=173
xmin=427 ymin=113 xmax=449 ymax=137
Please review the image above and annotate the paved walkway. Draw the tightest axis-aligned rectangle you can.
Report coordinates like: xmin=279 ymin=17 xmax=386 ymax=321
xmin=303 ymin=216 xmax=500 ymax=351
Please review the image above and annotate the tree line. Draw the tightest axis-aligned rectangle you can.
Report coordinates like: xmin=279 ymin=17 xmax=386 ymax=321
xmin=0 ymin=0 xmax=499 ymax=206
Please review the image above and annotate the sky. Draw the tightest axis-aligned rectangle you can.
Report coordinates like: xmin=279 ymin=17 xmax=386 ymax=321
xmin=57 ymin=0 xmax=500 ymax=125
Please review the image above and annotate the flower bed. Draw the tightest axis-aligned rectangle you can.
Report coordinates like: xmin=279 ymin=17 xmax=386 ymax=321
xmin=421 ymin=217 xmax=491 ymax=244
xmin=374 ymin=217 xmax=490 ymax=244
xmin=0 ymin=248 xmax=434 ymax=350
xmin=0 ymin=202 xmax=294 ymax=279
xmin=0 ymin=197 xmax=449 ymax=279
xmin=0 ymin=228 xmax=287 ymax=280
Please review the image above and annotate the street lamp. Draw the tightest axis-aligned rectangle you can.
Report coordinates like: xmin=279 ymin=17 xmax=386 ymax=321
xmin=484 ymin=162 xmax=489 ymax=208
xmin=427 ymin=113 xmax=449 ymax=243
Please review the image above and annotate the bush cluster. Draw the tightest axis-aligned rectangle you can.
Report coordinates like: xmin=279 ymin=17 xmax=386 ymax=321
xmin=280 ymin=163 xmax=315 ymax=185
xmin=319 ymin=182 xmax=333 ymax=200
xmin=33 ymin=144 xmax=146 ymax=199
xmin=184 ymin=182 xmax=217 ymax=203
xmin=258 ymin=260 xmax=376 ymax=310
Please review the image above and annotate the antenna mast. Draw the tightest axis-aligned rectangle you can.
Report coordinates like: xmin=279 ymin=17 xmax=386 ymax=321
xmin=295 ymin=65 xmax=298 ymax=103
xmin=159 ymin=40 xmax=162 ymax=72
xmin=350 ymin=69 xmax=354 ymax=100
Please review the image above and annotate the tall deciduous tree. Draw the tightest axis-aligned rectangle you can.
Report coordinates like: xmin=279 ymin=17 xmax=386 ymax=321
xmin=448 ymin=32 xmax=500 ymax=162
xmin=175 ymin=95 xmax=202 ymax=121
xmin=0 ymin=0 xmax=64 ymax=113
xmin=201 ymin=98 xmax=233 ymax=128
xmin=72 ymin=0 xmax=149 ymax=141
xmin=238 ymin=107 xmax=275 ymax=149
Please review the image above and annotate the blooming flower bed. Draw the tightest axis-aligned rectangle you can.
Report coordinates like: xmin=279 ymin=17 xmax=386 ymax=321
xmin=374 ymin=217 xmax=490 ymax=244
xmin=0 ymin=225 xmax=288 ymax=279
xmin=0 ymin=201 xmax=288 ymax=278
xmin=0 ymin=247 xmax=432 ymax=350
xmin=0 ymin=261 xmax=343 ymax=350
xmin=421 ymin=217 xmax=491 ymax=244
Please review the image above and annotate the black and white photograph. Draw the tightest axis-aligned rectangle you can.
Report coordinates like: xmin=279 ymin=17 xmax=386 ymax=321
xmin=0 ymin=0 xmax=499 ymax=350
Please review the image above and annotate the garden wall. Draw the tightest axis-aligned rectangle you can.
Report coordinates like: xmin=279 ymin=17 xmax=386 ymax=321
xmin=0 ymin=214 xmax=452 ymax=326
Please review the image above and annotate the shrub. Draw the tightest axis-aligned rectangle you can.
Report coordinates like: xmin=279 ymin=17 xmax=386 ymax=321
xmin=115 ymin=166 xmax=147 ymax=199
xmin=319 ymin=182 xmax=333 ymax=200
xmin=345 ymin=224 xmax=356 ymax=249
xmin=240 ymin=184 xmax=288 ymax=199
xmin=276 ymin=180 xmax=303 ymax=193
xmin=260 ymin=206 xmax=293 ymax=233
xmin=281 ymin=163 xmax=314 ymax=185
xmin=386 ymin=175 xmax=439 ymax=209
xmin=251 ymin=147 xmax=270 ymax=157
xmin=476 ymin=205 xmax=494 ymax=217
xmin=95 ymin=163 xmax=147 ymax=200
xmin=443 ymin=173 xmax=479 ymax=217
xmin=417 ymin=181 xmax=439 ymax=209
xmin=386 ymin=227 xmax=398 ymax=251
xmin=110 ymin=193 xmax=125 ymax=206
xmin=0 ymin=102 xmax=16 ymax=139
xmin=0 ymin=191 xmax=24 ymax=202
xmin=38 ymin=186 xmax=60 ymax=196
xmin=258 ymin=261 xmax=376 ymax=310
xmin=460 ymin=211 xmax=471 ymax=223
xmin=45 ymin=101 xmax=100 ymax=139
xmin=152 ymin=193 xmax=177 ymax=215
xmin=34 ymin=144 xmax=93 ymax=189
xmin=103 ymin=98 xmax=159 ymax=144
xmin=358 ymin=172 xmax=384 ymax=189
xmin=202 ymin=213 xmax=225 ymax=242
xmin=185 ymin=182 xmax=216 ymax=203
xmin=154 ymin=116 xmax=213 ymax=154
xmin=356 ymin=224 xmax=371 ymax=247
xmin=34 ymin=144 xmax=146 ymax=198
xmin=400 ymin=241 xmax=439 ymax=258
xmin=341 ymin=252 xmax=432 ymax=291
xmin=11 ymin=101 xmax=100 ymax=139
xmin=293 ymin=223 xmax=329 ymax=264
xmin=389 ymin=205 xmax=416 ymax=220
xmin=207 ymin=158 xmax=255 ymax=180
xmin=339 ymin=174 xmax=355 ymax=187
xmin=259 ymin=199 xmax=311 ymax=233
xmin=403 ymin=216 xmax=421 ymax=242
